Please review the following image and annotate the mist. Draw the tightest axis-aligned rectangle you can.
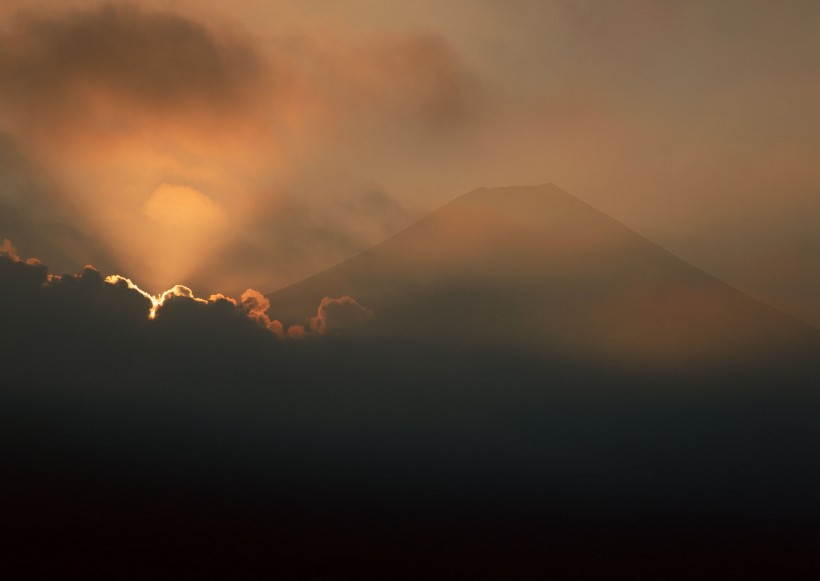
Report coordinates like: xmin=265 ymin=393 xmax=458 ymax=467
xmin=0 ymin=1 xmax=818 ymax=326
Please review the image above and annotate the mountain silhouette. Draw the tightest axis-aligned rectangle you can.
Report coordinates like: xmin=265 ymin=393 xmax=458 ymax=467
xmin=268 ymin=183 xmax=818 ymax=366
xmin=4 ymin=185 xmax=820 ymax=578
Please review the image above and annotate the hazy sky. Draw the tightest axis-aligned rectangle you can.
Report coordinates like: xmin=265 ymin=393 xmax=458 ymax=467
xmin=1 ymin=0 xmax=818 ymax=325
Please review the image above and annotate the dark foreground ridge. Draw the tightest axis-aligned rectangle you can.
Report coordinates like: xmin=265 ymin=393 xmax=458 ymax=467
xmin=2 ymin=186 xmax=820 ymax=579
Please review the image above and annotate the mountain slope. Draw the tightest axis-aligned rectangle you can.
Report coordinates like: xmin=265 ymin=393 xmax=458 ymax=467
xmin=267 ymin=184 xmax=818 ymax=366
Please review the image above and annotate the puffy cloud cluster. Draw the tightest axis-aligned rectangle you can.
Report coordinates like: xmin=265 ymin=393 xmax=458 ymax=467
xmin=310 ymin=295 xmax=375 ymax=336
xmin=239 ymin=288 xmax=286 ymax=337
xmin=0 ymin=242 xmax=373 ymax=352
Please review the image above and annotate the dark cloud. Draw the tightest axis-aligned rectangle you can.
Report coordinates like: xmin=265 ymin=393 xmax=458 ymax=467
xmin=44 ymin=264 xmax=151 ymax=324
xmin=1 ymin=244 xmax=149 ymax=346
xmin=0 ymin=3 xmax=262 ymax=118
xmin=0 ymin=241 xmax=374 ymax=364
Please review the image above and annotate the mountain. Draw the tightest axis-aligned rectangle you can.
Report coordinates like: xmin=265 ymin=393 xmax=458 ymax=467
xmin=268 ymin=183 xmax=818 ymax=366
xmin=4 ymin=184 xmax=820 ymax=578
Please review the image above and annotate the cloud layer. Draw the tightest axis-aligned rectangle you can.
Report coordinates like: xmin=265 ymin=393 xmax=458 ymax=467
xmin=0 ymin=240 xmax=373 ymax=353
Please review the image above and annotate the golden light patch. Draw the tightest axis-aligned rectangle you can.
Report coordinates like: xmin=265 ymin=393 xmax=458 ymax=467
xmin=140 ymin=183 xmax=230 ymax=290
xmin=144 ymin=184 xmax=228 ymax=230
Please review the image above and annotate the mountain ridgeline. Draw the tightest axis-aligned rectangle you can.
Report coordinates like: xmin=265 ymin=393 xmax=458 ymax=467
xmin=268 ymin=183 xmax=819 ymax=368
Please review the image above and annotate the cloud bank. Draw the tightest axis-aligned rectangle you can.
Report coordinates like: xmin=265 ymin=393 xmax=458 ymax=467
xmin=0 ymin=240 xmax=373 ymax=352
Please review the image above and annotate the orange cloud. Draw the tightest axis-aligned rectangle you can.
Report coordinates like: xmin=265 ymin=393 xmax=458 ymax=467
xmin=240 ymin=288 xmax=285 ymax=337
xmin=310 ymin=295 xmax=374 ymax=335
xmin=0 ymin=3 xmax=481 ymax=297
xmin=1 ymin=238 xmax=19 ymax=261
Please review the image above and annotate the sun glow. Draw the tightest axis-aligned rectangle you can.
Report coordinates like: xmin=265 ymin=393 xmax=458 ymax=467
xmin=104 ymin=275 xmax=208 ymax=319
xmin=100 ymin=272 xmax=337 ymax=341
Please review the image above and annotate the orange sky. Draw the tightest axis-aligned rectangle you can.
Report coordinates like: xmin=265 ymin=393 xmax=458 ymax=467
xmin=0 ymin=0 xmax=818 ymax=326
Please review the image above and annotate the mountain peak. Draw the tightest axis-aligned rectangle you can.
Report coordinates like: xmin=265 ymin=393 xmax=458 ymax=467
xmin=268 ymin=184 xmax=818 ymax=366
xmin=455 ymin=182 xmax=574 ymax=208
xmin=466 ymin=182 xmax=563 ymax=195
